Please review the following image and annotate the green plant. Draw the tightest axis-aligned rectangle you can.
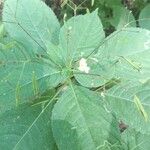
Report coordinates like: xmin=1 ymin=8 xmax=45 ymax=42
xmin=139 ymin=4 xmax=150 ymax=30
xmin=0 ymin=0 xmax=150 ymax=149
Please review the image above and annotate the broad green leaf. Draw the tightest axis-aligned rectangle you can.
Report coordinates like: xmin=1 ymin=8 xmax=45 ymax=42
xmin=52 ymin=85 xmax=122 ymax=150
xmin=59 ymin=10 xmax=105 ymax=64
xmin=121 ymin=128 xmax=150 ymax=150
xmin=74 ymin=27 xmax=150 ymax=88
xmin=105 ymin=80 xmax=150 ymax=134
xmin=3 ymin=0 xmax=60 ymax=54
xmin=0 ymin=43 xmax=64 ymax=113
xmin=97 ymin=28 xmax=150 ymax=82
xmin=110 ymin=6 xmax=136 ymax=30
xmin=0 ymin=101 xmax=56 ymax=150
xmin=139 ymin=4 xmax=150 ymax=30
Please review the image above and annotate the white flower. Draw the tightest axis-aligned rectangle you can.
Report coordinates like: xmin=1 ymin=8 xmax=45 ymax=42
xmin=78 ymin=58 xmax=90 ymax=73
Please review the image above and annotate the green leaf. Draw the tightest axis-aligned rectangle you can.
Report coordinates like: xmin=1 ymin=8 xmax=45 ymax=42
xmin=74 ymin=27 xmax=150 ymax=88
xmin=139 ymin=4 xmax=150 ymax=30
xmin=105 ymin=80 xmax=150 ymax=134
xmin=0 ymin=102 xmax=56 ymax=150
xmin=121 ymin=128 xmax=150 ymax=150
xmin=52 ymin=85 xmax=122 ymax=150
xmin=0 ymin=43 xmax=64 ymax=113
xmin=110 ymin=6 xmax=136 ymax=30
xmin=97 ymin=28 xmax=150 ymax=82
xmin=3 ymin=0 xmax=60 ymax=53
xmin=59 ymin=10 xmax=105 ymax=64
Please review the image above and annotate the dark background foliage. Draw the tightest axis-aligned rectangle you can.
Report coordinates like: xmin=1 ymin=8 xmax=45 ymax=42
xmin=42 ymin=0 xmax=150 ymax=35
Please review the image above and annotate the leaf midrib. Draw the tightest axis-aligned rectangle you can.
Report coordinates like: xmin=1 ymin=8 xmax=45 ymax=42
xmin=69 ymin=82 xmax=97 ymax=149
